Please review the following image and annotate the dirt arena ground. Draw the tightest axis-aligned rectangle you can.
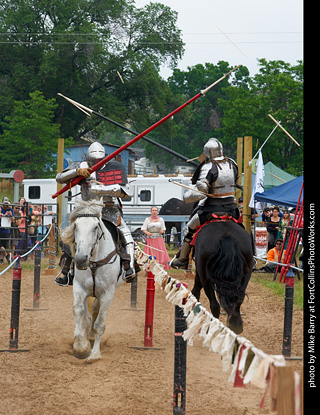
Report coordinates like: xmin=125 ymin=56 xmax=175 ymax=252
xmin=0 ymin=260 xmax=303 ymax=415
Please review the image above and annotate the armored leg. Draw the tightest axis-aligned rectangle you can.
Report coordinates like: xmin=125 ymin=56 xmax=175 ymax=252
xmin=118 ymin=218 xmax=136 ymax=283
xmin=170 ymin=214 xmax=200 ymax=269
xmin=55 ymin=243 xmax=74 ymax=286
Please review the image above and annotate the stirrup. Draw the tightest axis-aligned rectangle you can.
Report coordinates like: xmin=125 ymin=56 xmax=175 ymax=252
xmin=170 ymin=256 xmax=189 ymax=270
xmin=124 ymin=267 xmax=136 ymax=283
xmin=55 ymin=272 xmax=73 ymax=287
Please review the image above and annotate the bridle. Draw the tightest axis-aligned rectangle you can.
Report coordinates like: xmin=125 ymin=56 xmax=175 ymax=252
xmin=75 ymin=213 xmax=118 ymax=296
xmin=77 ymin=213 xmax=105 ymax=253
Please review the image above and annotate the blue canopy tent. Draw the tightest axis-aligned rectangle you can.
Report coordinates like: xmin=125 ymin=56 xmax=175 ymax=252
xmin=254 ymin=176 xmax=304 ymax=208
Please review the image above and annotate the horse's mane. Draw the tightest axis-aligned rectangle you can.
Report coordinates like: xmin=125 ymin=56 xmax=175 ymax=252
xmin=61 ymin=198 xmax=104 ymax=255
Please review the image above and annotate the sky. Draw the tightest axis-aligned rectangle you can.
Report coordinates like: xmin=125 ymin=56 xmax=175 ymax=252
xmin=134 ymin=0 xmax=303 ymax=78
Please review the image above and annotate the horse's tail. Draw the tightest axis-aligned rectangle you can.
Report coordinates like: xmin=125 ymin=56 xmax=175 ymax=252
xmin=205 ymin=235 xmax=245 ymax=314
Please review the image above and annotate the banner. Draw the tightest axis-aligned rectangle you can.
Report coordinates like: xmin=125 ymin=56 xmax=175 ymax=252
xmin=249 ymin=151 xmax=265 ymax=210
xmin=255 ymin=227 xmax=268 ymax=258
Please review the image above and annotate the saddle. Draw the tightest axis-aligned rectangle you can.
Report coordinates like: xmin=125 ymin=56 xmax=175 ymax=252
xmin=191 ymin=212 xmax=242 ymax=247
xmin=205 ymin=212 xmax=242 ymax=224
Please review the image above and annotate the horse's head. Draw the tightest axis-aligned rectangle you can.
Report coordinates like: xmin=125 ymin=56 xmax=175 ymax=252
xmin=74 ymin=214 xmax=103 ymax=269
xmin=61 ymin=198 xmax=104 ymax=270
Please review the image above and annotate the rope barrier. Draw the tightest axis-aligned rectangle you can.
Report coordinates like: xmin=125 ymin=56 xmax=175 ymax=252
xmin=134 ymin=245 xmax=303 ymax=410
xmin=0 ymin=224 xmax=54 ymax=276
xmin=253 ymin=255 xmax=303 ymax=272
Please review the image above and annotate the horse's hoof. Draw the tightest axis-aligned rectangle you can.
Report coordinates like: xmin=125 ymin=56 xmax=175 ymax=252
xmin=86 ymin=353 xmax=101 ymax=363
xmin=72 ymin=344 xmax=91 ymax=359
xmin=73 ymin=349 xmax=91 ymax=359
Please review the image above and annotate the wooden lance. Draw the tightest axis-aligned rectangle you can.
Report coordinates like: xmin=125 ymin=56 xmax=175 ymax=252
xmin=57 ymin=93 xmax=199 ymax=168
xmin=52 ymin=65 xmax=241 ymax=199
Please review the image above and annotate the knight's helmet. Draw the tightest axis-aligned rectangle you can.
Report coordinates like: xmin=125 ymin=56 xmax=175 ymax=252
xmin=203 ymin=138 xmax=224 ymax=161
xmin=87 ymin=142 xmax=105 ymax=167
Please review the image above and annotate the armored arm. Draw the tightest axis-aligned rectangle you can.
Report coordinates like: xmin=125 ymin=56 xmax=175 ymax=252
xmin=183 ymin=184 xmax=207 ymax=204
xmin=90 ymin=183 xmax=133 ymax=199
xmin=56 ymin=162 xmax=83 ymax=184
xmin=183 ymin=162 xmax=213 ymax=203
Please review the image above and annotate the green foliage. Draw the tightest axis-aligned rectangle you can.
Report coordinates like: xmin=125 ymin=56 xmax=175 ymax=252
xmin=0 ymin=0 xmax=184 ymax=144
xmin=149 ymin=61 xmax=251 ymax=165
xmin=0 ymin=91 xmax=68 ymax=178
xmin=0 ymin=1 xmax=303 ymax=177
xmin=218 ymin=59 xmax=303 ymax=174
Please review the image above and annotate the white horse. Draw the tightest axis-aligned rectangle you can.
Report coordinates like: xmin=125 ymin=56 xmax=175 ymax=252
xmin=61 ymin=198 xmax=123 ymax=362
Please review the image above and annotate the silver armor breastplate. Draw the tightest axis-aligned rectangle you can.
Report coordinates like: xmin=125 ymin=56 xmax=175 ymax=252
xmin=209 ymin=161 xmax=235 ymax=198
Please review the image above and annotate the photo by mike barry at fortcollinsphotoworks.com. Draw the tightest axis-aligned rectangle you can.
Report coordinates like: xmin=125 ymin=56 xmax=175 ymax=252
xmin=306 ymin=202 xmax=316 ymax=392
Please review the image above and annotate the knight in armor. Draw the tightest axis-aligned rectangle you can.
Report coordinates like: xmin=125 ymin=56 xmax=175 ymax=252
xmin=170 ymin=138 xmax=239 ymax=269
xmin=55 ymin=142 xmax=136 ymax=286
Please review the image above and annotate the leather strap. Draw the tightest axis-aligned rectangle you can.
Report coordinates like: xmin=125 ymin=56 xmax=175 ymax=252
xmin=89 ymin=248 xmax=117 ymax=270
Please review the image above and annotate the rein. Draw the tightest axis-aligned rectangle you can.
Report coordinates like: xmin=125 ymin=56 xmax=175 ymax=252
xmin=76 ymin=213 xmax=119 ymax=296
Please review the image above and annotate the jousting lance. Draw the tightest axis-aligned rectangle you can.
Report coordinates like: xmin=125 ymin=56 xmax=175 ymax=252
xmin=56 ymin=93 xmax=199 ymax=168
xmin=52 ymin=65 xmax=241 ymax=199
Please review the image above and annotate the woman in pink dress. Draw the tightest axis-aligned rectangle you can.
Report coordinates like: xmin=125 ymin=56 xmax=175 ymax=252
xmin=141 ymin=206 xmax=171 ymax=270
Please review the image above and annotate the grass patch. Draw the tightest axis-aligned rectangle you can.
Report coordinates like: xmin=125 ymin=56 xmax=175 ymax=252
xmin=165 ymin=243 xmax=304 ymax=311
xmin=251 ymin=272 xmax=304 ymax=310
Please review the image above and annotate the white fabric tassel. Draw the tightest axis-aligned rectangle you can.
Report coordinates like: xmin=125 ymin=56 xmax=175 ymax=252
xmin=199 ymin=313 xmax=213 ymax=339
xmin=221 ymin=331 xmax=237 ymax=372
xmin=164 ymin=279 xmax=175 ymax=294
xmin=243 ymin=354 xmax=263 ymax=385
xmin=165 ymin=283 xmax=180 ymax=302
xmin=250 ymin=355 xmax=286 ymax=388
xmin=182 ymin=310 xmax=206 ymax=346
xmin=182 ymin=295 xmax=197 ymax=316
xmin=209 ymin=328 xmax=228 ymax=354
xmin=154 ymin=269 xmax=168 ymax=286
xmin=228 ymin=343 xmax=243 ymax=383
xmin=169 ymin=286 xmax=189 ymax=307
xmin=202 ymin=319 xmax=222 ymax=348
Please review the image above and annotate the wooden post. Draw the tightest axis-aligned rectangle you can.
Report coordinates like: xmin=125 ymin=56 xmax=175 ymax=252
xmin=243 ymin=136 xmax=252 ymax=234
xmin=45 ymin=223 xmax=56 ymax=276
xmin=236 ymin=137 xmax=243 ymax=204
xmin=277 ymin=366 xmax=295 ymax=415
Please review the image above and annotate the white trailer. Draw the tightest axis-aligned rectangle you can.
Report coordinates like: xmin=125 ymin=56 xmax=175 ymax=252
xmin=22 ymin=178 xmax=80 ymax=213
xmin=123 ymin=174 xmax=191 ymax=216
xmin=22 ymin=175 xmax=192 ymax=232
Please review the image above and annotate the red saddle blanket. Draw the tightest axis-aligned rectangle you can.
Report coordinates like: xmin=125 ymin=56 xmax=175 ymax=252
xmin=190 ymin=213 xmax=242 ymax=246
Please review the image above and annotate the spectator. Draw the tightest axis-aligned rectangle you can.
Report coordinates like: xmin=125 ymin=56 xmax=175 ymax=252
xmin=266 ymin=206 xmax=281 ymax=250
xmin=37 ymin=205 xmax=53 ymax=238
xmin=141 ymin=206 xmax=171 ymax=269
xmin=238 ymin=196 xmax=258 ymax=227
xmin=255 ymin=239 xmax=285 ymax=273
xmin=17 ymin=197 xmax=28 ymax=258
xmin=276 ymin=209 xmax=293 ymax=249
xmin=28 ymin=204 xmax=41 ymax=258
xmin=0 ymin=197 xmax=14 ymax=263
xmin=11 ymin=204 xmax=22 ymax=256
xmin=261 ymin=207 xmax=271 ymax=223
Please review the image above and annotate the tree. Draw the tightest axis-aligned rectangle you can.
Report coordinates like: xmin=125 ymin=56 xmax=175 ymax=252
xmin=0 ymin=0 xmax=184 ymax=143
xmin=0 ymin=91 xmax=68 ymax=177
xmin=142 ymin=62 xmax=250 ymax=165
xmin=218 ymin=59 xmax=303 ymax=175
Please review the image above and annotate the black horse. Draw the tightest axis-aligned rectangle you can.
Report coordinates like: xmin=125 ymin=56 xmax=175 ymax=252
xmin=159 ymin=198 xmax=194 ymax=247
xmin=191 ymin=220 xmax=254 ymax=334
